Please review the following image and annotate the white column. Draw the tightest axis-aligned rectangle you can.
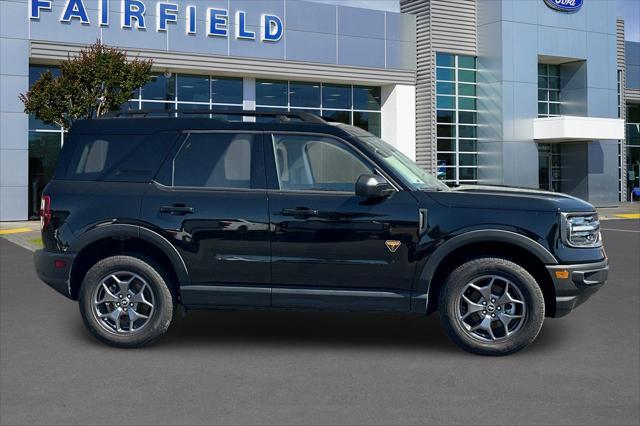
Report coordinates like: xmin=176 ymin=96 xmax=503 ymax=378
xmin=381 ymin=84 xmax=416 ymax=160
xmin=242 ymin=77 xmax=256 ymax=122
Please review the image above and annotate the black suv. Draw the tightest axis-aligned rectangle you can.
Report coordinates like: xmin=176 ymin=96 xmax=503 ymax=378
xmin=34 ymin=111 xmax=608 ymax=355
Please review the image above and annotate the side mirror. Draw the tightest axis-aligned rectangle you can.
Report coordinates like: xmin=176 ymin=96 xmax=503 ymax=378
xmin=355 ymin=174 xmax=394 ymax=198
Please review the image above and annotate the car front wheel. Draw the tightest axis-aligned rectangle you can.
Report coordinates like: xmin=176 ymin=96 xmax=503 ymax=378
xmin=439 ymin=257 xmax=545 ymax=356
xmin=79 ymin=255 xmax=174 ymax=348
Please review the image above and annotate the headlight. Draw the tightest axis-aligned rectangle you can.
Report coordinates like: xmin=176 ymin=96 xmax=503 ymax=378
xmin=561 ymin=212 xmax=602 ymax=248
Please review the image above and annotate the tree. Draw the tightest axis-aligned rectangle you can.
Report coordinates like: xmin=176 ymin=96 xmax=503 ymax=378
xmin=20 ymin=41 xmax=153 ymax=129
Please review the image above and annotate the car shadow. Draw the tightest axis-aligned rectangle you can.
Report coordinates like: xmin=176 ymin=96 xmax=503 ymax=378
xmin=158 ymin=309 xmax=461 ymax=353
xmin=72 ymin=309 xmax=571 ymax=355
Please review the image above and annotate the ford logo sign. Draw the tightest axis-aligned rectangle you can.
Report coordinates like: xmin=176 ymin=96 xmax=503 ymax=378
xmin=544 ymin=0 xmax=583 ymax=13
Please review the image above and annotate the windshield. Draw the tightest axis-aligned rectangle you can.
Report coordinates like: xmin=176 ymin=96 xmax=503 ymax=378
xmin=331 ymin=124 xmax=448 ymax=191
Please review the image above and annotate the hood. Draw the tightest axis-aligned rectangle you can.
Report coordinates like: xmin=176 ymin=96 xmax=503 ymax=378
xmin=424 ymin=185 xmax=595 ymax=212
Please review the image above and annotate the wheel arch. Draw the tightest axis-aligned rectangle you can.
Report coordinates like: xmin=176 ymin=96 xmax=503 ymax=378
xmin=68 ymin=224 xmax=188 ymax=300
xmin=416 ymin=230 xmax=557 ymax=317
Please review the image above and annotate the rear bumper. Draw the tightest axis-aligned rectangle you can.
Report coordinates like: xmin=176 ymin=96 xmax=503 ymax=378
xmin=546 ymin=259 xmax=609 ymax=318
xmin=33 ymin=249 xmax=76 ymax=299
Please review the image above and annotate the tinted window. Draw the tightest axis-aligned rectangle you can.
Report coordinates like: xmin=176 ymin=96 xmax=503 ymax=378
xmin=61 ymin=132 xmax=176 ymax=182
xmin=63 ymin=134 xmax=148 ymax=181
xmin=272 ymin=134 xmax=371 ymax=192
xmin=172 ymin=133 xmax=259 ymax=189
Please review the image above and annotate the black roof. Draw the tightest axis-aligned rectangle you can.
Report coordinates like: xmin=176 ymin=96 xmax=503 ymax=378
xmin=70 ymin=110 xmax=353 ymax=138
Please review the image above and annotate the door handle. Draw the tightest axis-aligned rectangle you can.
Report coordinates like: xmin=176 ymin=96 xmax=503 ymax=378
xmin=160 ymin=204 xmax=195 ymax=215
xmin=281 ymin=207 xmax=319 ymax=218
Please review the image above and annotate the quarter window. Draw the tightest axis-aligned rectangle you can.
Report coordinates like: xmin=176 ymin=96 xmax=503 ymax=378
xmin=172 ymin=133 xmax=258 ymax=189
xmin=272 ymin=135 xmax=372 ymax=192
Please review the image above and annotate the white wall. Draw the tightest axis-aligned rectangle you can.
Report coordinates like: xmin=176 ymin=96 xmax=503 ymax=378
xmin=381 ymin=84 xmax=416 ymax=160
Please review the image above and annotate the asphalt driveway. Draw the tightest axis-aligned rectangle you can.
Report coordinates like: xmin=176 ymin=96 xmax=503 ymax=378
xmin=1 ymin=220 xmax=638 ymax=425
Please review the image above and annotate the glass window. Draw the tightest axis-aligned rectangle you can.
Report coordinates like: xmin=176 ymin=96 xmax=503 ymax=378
xmin=353 ymin=111 xmax=381 ymax=137
xmin=458 ymin=56 xmax=476 ymax=69
xmin=173 ymin=133 xmax=257 ymax=189
xmin=437 ymin=82 xmax=455 ymax=95
xmin=458 ymin=83 xmax=476 ymax=96
xmin=435 ymin=53 xmax=478 ymax=186
xmin=322 ymin=109 xmax=351 ymax=125
xmin=65 ymin=134 xmax=146 ymax=180
xmin=272 ymin=135 xmax=371 ymax=192
xmin=141 ymin=102 xmax=174 ymax=115
xmin=28 ymin=131 xmax=62 ymax=215
xmin=458 ymin=69 xmax=476 ymax=83
xmin=437 ymin=139 xmax=455 ymax=152
xmin=538 ymin=90 xmax=548 ymax=101
xmin=437 ymin=153 xmax=455 ymax=166
xmin=436 ymin=53 xmax=455 ymax=67
xmin=458 ymin=97 xmax=476 ymax=110
xmin=458 ymin=111 xmax=476 ymax=124
xmin=436 ymin=68 xmax=455 ymax=81
xmin=459 ymin=167 xmax=478 ymax=180
xmin=459 ymin=125 xmax=477 ymax=138
xmin=322 ymin=84 xmax=352 ymax=109
xmin=437 ymin=95 xmax=455 ymax=109
xmin=212 ymin=77 xmax=243 ymax=105
xmin=437 ymin=110 xmax=456 ymax=124
xmin=289 ymin=81 xmax=321 ymax=108
xmin=141 ymin=73 xmax=175 ymax=101
xmin=256 ymin=79 xmax=288 ymax=106
xmin=353 ymin=86 xmax=381 ymax=110
xmin=177 ymin=74 xmax=209 ymax=103
xmin=459 ymin=139 xmax=477 ymax=152
xmin=437 ymin=125 xmax=456 ymax=138
xmin=459 ymin=153 xmax=477 ymax=166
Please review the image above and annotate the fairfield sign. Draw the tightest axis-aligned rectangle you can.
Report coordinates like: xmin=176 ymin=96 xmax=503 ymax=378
xmin=29 ymin=0 xmax=284 ymax=42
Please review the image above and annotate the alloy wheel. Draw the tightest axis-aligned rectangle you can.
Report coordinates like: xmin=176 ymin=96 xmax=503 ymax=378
xmin=92 ymin=271 xmax=155 ymax=334
xmin=455 ymin=275 xmax=527 ymax=342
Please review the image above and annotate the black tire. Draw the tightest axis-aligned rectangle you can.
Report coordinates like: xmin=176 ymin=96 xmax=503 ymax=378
xmin=79 ymin=255 xmax=174 ymax=348
xmin=438 ymin=257 xmax=545 ymax=356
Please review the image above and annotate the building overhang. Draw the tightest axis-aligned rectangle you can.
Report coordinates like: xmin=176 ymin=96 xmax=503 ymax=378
xmin=533 ymin=116 xmax=625 ymax=142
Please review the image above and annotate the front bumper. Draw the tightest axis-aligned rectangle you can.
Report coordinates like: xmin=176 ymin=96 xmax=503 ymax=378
xmin=546 ymin=259 xmax=609 ymax=318
xmin=33 ymin=249 xmax=76 ymax=299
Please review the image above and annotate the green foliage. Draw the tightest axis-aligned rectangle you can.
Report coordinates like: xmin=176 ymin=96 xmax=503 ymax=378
xmin=20 ymin=41 xmax=153 ymax=129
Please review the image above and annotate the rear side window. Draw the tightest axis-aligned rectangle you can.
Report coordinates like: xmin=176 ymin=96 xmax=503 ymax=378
xmin=171 ymin=133 xmax=263 ymax=189
xmin=60 ymin=133 xmax=179 ymax=182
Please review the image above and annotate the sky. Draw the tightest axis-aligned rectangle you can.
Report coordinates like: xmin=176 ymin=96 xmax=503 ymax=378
xmin=309 ymin=0 xmax=639 ymax=42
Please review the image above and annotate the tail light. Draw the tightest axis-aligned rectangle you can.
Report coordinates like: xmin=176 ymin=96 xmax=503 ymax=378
xmin=40 ymin=195 xmax=51 ymax=229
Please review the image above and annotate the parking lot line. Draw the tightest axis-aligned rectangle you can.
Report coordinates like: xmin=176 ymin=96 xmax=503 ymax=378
xmin=614 ymin=213 xmax=640 ymax=219
xmin=0 ymin=227 xmax=33 ymax=235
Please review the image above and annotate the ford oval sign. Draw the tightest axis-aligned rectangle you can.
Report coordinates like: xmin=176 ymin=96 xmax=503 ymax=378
xmin=544 ymin=0 xmax=584 ymax=13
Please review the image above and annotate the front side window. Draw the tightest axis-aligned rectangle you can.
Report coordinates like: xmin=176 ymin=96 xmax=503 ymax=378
xmin=272 ymin=134 xmax=372 ymax=192
xmin=172 ymin=133 xmax=258 ymax=189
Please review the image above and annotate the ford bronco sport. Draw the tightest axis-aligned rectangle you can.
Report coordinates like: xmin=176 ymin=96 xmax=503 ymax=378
xmin=34 ymin=110 xmax=608 ymax=355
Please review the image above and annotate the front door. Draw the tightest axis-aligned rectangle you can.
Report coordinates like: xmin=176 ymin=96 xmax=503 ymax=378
xmin=140 ymin=131 xmax=271 ymax=308
xmin=265 ymin=133 xmax=420 ymax=312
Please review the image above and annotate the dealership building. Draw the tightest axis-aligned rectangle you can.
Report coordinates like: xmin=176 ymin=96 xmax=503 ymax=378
xmin=0 ymin=0 xmax=639 ymax=220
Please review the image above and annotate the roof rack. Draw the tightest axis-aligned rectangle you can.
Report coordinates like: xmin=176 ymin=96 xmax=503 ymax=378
xmin=103 ymin=109 xmax=327 ymax=124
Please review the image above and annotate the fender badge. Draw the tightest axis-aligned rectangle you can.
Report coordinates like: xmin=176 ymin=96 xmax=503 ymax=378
xmin=385 ymin=240 xmax=401 ymax=253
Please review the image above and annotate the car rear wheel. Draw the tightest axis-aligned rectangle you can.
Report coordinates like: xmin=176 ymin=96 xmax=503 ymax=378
xmin=439 ymin=257 xmax=545 ymax=356
xmin=79 ymin=255 xmax=174 ymax=348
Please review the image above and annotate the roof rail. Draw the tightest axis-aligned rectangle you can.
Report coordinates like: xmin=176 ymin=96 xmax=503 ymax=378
xmin=103 ymin=109 xmax=327 ymax=124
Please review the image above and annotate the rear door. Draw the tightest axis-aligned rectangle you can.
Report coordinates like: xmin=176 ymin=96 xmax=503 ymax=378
xmin=140 ymin=131 xmax=271 ymax=308
xmin=265 ymin=133 xmax=420 ymax=312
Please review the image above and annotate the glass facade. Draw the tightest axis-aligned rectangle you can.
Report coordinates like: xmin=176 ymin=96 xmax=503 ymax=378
xmin=538 ymin=64 xmax=561 ymax=117
xmin=124 ymin=72 xmax=244 ymax=115
xmin=28 ymin=65 xmax=65 ymax=217
xmin=627 ymin=104 xmax=640 ymax=201
xmin=255 ymin=80 xmax=382 ymax=137
xmin=435 ymin=53 xmax=478 ymax=185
